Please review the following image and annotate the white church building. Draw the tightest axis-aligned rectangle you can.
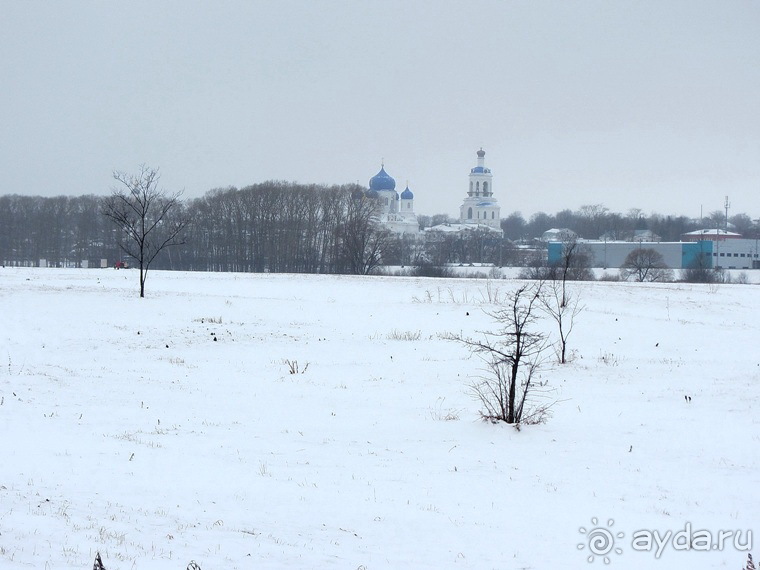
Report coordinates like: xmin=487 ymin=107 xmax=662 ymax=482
xmin=427 ymin=148 xmax=503 ymax=235
xmin=366 ymin=149 xmax=502 ymax=236
xmin=366 ymin=164 xmax=420 ymax=235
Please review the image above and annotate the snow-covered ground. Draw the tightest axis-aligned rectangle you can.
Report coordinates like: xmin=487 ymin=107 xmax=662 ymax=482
xmin=1 ymin=268 xmax=757 ymax=569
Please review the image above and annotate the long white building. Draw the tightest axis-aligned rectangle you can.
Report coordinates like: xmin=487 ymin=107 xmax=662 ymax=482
xmin=548 ymin=238 xmax=760 ymax=269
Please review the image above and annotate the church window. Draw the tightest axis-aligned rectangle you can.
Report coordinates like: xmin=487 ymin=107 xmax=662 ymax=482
xmin=467 ymin=207 xmax=472 ymax=219
xmin=483 ymin=182 xmax=488 ymax=193
xmin=492 ymin=211 xmax=495 ymax=219
xmin=477 ymin=211 xmax=480 ymax=219
xmin=476 ymin=181 xmax=480 ymax=192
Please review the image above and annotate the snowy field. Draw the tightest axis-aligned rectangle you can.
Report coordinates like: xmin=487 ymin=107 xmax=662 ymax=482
xmin=1 ymin=267 xmax=758 ymax=569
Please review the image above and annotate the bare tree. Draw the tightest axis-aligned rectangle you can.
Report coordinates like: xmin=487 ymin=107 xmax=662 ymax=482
xmin=706 ymin=209 xmax=726 ymax=230
xmin=576 ymin=203 xmax=609 ymax=238
xmin=556 ymin=237 xmax=594 ymax=281
xmin=340 ymin=190 xmax=388 ymax=274
xmin=681 ymin=252 xmax=721 ymax=283
xmin=619 ymin=248 xmax=673 ymax=282
xmin=729 ymin=213 xmax=754 ymax=235
xmin=103 ymin=166 xmax=189 ymax=297
xmin=501 ymin=211 xmax=527 ymax=241
xmin=540 ymin=277 xmax=583 ymax=364
xmin=518 ymin=250 xmax=555 ymax=280
xmin=527 ymin=237 xmax=586 ymax=364
xmin=450 ymin=282 xmax=550 ymax=425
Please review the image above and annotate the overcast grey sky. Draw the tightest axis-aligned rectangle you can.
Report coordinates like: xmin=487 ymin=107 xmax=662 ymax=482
xmin=2 ymin=0 xmax=758 ymax=219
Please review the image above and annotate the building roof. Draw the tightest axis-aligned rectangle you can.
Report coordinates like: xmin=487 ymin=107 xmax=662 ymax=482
xmin=681 ymin=228 xmax=743 ymax=242
xmin=426 ymin=222 xmax=502 ymax=235
xmin=541 ymin=228 xmax=577 ymax=241
xmin=683 ymin=228 xmax=742 ymax=237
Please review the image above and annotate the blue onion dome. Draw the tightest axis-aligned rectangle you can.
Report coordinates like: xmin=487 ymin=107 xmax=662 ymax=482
xmin=369 ymin=165 xmax=396 ymax=191
xmin=401 ymin=186 xmax=414 ymax=199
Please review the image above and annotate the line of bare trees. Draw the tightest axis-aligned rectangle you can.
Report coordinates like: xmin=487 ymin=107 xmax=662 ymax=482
xmin=0 ymin=181 xmax=393 ymax=275
xmin=179 ymin=182 xmax=388 ymax=274
xmin=0 ymin=194 xmax=121 ymax=267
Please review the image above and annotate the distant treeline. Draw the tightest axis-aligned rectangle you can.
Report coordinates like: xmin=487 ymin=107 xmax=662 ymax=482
xmin=0 ymin=183 xmax=755 ymax=271
xmin=493 ymin=205 xmax=756 ymax=243
xmin=1 ymin=182 xmax=386 ymax=273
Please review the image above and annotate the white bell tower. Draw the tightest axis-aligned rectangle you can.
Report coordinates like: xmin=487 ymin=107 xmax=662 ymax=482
xmin=459 ymin=149 xmax=500 ymax=229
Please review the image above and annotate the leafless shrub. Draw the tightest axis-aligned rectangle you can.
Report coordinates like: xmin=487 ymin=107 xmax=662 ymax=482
xmin=193 ymin=316 xmax=222 ymax=324
xmin=429 ymin=397 xmax=461 ymax=421
xmin=480 ymin=280 xmax=504 ymax=304
xmin=411 ymin=289 xmax=435 ymax=303
xmin=386 ymin=329 xmax=421 ymax=341
xmin=448 ymin=282 xmax=551 ymax=425
xmin=597 ymin=272 xmax=621 ymax=282
xmin=411 ymin=262 xmax=454 ymax=278
xmin=598 ymin=352 xmax=620 ymax=366
xmin=518 ymin=262 xmax=553 ymax=280
xmin=447 ymin=288 xmax=470 ymax=304
xmin=283 ymin=359 xmax=309 ymax=374
xmin=464 ymin=271 xmax=489 ymax=280
xmin=680 ymin=252 xmax=723 ymax=284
